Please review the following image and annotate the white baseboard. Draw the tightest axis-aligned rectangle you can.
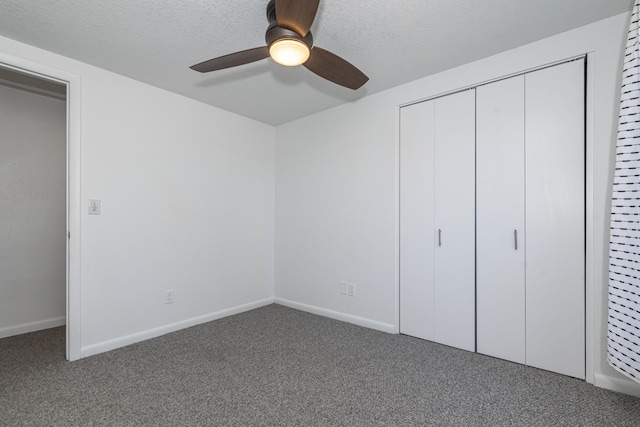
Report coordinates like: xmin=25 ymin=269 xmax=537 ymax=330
xmin=274 ymin=298 xmax=395 ymax=334
xmin=0 ymin=316 xmax=66 ymax=339
xmin=594 ymin=372 xmax=640 ymax=398
xmin=81 ymin=297 xmax=274 ymax=358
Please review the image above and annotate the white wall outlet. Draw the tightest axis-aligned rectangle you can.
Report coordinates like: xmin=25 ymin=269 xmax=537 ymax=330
xmin=88 ymin=199 xmax=101 ymax=215
xmin=347 ymin=283 xmax=356 ymax=297
xmin=165 ymin=289 xmax=174 ymax=304
xmin=340 ymin=281 xmax=348 ymax=295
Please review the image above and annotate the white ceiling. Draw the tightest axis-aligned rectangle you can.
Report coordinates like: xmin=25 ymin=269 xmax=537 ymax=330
xmin=0 ymin=0 xmax=633 ymax=125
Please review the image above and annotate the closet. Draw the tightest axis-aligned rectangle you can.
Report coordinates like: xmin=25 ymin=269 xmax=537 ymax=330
xmin=400 ymin=59 xmax=585 ymax=379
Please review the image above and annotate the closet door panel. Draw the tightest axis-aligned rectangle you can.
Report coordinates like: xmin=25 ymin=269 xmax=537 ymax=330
xmin=434 ymin=90 xmax=476 ymax=352
xmin=476 ymin=76 xmax=526 ymax=364
xmin=399 ymin=100 xmax=436 ymax=340
xmin=525 ymin=60 xmax=585 ymax=379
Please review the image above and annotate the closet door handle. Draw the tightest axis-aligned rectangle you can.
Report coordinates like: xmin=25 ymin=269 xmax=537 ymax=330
xmin=438 ymin=229 xmax=442 ymax=247
xmin=514 ymin=229 xmax=518 ymax=250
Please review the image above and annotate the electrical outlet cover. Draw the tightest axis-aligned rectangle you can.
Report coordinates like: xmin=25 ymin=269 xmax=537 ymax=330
xmin=347 ymin=283 xmax=356 ymax=297
xmin=165 ymin=290 xmax=175 ymax=304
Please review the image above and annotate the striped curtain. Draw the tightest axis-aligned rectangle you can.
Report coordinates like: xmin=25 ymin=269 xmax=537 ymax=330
xmin=609 ymin=1 xmax=640 ymax=383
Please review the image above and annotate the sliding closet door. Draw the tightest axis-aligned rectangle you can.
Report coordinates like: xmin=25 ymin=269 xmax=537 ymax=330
xmin=434 ymin=90 xmax=476 ymax=352
xmin=476 ymin=76 xmax=526 ymax=364
xmin=400 ymin=100 xmax=436 ymax=341
xmin=525 ymin=60 xmax=585 ymax=379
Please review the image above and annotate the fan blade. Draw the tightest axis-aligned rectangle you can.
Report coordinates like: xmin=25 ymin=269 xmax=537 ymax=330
xmin=190 ymin=46 xmax=269 ymax=73
xmin=276 ymin=0 xmax=319 ymax=36
xmin=303 ymin=47 xmax=369 ymax=90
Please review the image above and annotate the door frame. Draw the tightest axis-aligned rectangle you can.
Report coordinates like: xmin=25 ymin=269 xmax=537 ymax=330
xmin=0 ymin=52 xmax=82 ymax=361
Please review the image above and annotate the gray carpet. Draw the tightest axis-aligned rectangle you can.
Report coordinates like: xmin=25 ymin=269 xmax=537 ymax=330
xmin=1 ymin=304 xmax=639 ymax=426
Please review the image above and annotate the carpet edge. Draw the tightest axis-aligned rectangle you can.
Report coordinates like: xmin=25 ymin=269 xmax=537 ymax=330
xmin=274 ymin=297 xmax=395 ymax=334
xmin=80 ymin=297 xmax=274 ymax=359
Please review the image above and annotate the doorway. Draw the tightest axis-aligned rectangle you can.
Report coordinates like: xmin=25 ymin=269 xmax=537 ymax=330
xmin=0 ymin=56 xmax=81 ymax=360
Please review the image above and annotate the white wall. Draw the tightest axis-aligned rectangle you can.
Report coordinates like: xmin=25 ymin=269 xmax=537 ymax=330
xmin=275 ymin=13 xmax=639 ymax=395
xmin=0 ymin=35 xmax=275 ymax=357
xmin=275 ymin=101 xmax=397 ymax=332
xmin=0 ymin=84 xmax=66 ymax=337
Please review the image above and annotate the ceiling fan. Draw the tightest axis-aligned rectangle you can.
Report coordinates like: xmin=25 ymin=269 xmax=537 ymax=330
xmin=190 ymin=0 xmax=369 ymax=90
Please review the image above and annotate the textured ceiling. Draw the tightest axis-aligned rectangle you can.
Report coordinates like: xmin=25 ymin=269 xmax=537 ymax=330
xmin=0 ymin=0 xmax=633 ymax=125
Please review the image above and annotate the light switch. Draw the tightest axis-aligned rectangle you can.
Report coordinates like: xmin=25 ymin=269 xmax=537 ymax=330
xmin=88 ymin=199 xmax=101 ymax=215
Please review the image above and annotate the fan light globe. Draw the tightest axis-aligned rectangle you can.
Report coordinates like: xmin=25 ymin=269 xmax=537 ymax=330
xmin=269 ymin=39 xmax=310 ymax=66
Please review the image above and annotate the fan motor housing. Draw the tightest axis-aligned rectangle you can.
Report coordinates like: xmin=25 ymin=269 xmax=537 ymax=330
xmin=265 ymin=25 xmax=313 ymax=49
xmin=266 ymin=0 xmax=277 ymax=23
xmin=265 ymin=0 xmax=313 ymax=49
